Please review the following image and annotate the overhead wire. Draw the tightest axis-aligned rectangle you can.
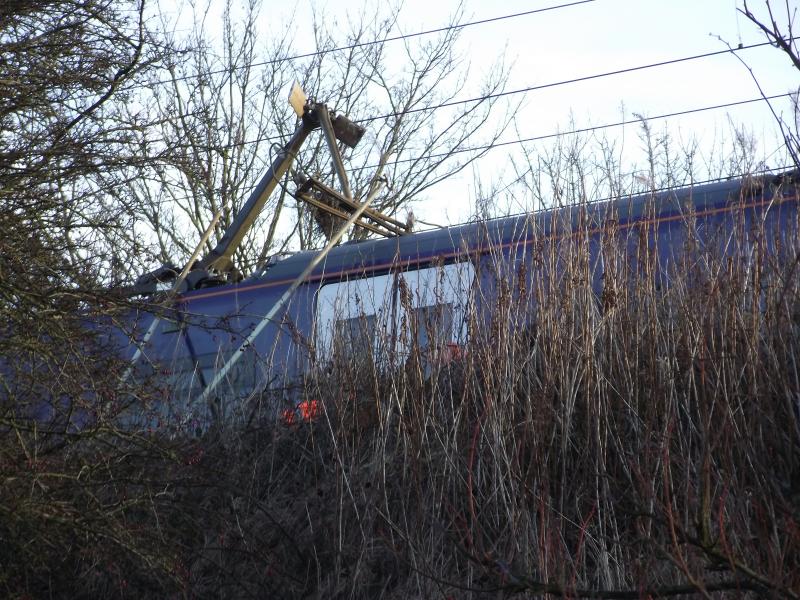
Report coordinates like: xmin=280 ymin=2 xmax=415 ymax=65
xmin=142 ymin=35 xmax=782 ymax=132
xmin=49 ymin=0 xmax=599 ymax=108
xmin=356 ymin=39 xmax=788 ymax=123
xmin=36 ymin=10 xmax=790 ymax=156
xmin=53 ymin=91 xmax=785 ymax=191
xmin=128 ymin=34 xmax=789 ymax=154
xmin=24 ymin=10 xmax=792 ymax=195
xmin=151 ymin=92 xmax=793 ymax=210
xmin=149 ymin=92 xmax=791 ymax=161
xmin=147 ymin=0 xmax=599 ymax=87
xmin=12 ymin=2 xmax=796 ymax=246
xmin=365 ymin=92 xmax=793 ymax=167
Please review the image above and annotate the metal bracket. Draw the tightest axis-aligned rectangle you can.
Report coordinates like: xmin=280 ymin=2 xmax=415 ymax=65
xmin=295 ymin=176 xmax=410 ymax=238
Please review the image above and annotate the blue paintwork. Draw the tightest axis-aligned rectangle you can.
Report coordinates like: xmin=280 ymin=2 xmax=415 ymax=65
xmin=118 ymin=172 xmax=799 ymax=422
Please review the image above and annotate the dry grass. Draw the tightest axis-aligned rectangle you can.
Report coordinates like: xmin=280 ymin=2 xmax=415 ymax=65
xmin=3 ymin=189 xmax=799 ymax=599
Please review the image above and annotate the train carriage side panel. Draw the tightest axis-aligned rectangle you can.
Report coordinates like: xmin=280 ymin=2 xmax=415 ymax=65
xmin=114 ymin=172 xmax=799 ymax=428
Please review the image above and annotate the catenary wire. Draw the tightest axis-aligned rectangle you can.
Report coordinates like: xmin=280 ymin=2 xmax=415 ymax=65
xmin=54 ymin=32 xmax=787 ymax=137
xmin=153 ymin=94 xmax=794 ymax=212
xmin=31 ymin=91 xmax=781 ymax=191
xmin=133 ymin=35 xmax=783 ymax=123
xmin=152 ymin=92 xmax=790 ymax=160
xmin=50 ymin=1 xmax=599 ymax=106
xmin=364 ymin=92 xmax=793 ymax=168
xmin=34 ymin=91 xmax=781 ymax=178
xmin=147 ymin=0 xmax=598 ymax=88
xmin=356 ymin=39 xmax=789 ymax=123
xmin=43 ymin=45 xmax=792 ymax=172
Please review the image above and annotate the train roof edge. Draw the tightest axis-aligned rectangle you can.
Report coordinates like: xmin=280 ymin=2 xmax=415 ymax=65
xmin=174 ymin=169 xmax=798 ymax=299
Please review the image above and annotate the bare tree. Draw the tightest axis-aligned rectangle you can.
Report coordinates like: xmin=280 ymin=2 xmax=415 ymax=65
xmin=740 ymin=0 xmax=800 ymax=169
xmin=0 ymin=0 xmax=176 ymax=283
xmin=0 ymin=2 xmax=195 ymax=595
xmin=125 ymin=0 xmax=512 ymax=277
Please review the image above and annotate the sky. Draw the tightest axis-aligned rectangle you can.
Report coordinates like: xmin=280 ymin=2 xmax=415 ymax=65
xmin=190 ymin=0 xmax=800 ymax=226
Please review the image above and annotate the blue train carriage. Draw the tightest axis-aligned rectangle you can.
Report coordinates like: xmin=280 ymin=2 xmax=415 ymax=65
xmin=118 ymin=169 xmax=799 ymax=429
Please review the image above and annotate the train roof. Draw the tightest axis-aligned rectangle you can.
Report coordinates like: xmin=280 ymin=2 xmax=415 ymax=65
xmin=179 ymin=170 xmax=796 ymax=298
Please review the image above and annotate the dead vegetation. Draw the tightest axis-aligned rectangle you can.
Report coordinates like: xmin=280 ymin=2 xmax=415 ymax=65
xmin=3 ymin=1 xmax=800 ymax=597
xmin=5 ymin=190 xmax=799 ymax=598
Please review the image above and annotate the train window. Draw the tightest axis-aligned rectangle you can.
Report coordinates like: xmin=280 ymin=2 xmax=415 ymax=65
xmin=315 ymin=272 xmax=395 ymax=361
xmin=315 ymin=261 xmax=475 ymax=363
xmin=405 ymin=302 xmax=454 ymax=351
xmin=333 ymin=314 xmax=378 ymax=358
